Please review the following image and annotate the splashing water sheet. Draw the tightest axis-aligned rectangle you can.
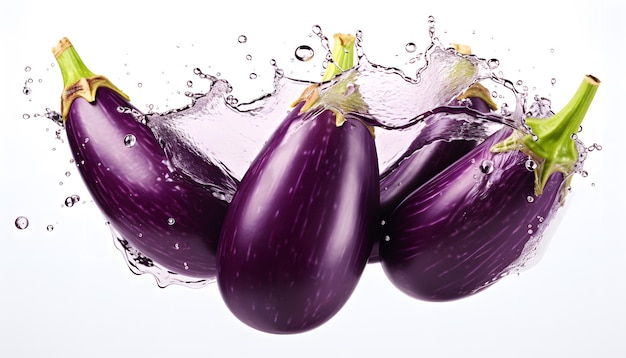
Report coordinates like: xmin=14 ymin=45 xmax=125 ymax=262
xmin=1 ymin=1 xmax=623 ymax=357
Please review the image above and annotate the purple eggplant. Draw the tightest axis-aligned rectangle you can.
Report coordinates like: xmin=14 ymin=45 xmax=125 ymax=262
xmin=217 ymin=34 xmax=379 ymax=334
xmin=380 ymin=75 xmax=600 ymax=301
xmin=53 ymin=38 xmax=228 ymax=279
xmin=369 ymin=85 xmax=497 ymax=263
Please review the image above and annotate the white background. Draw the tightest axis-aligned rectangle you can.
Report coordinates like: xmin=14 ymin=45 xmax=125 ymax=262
xmin=1 ymin=1 xmax=624 ymax=357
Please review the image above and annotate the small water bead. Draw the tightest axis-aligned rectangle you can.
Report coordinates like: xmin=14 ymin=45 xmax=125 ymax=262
xmin=384 ymin=235 xmax=391 ymax=242
xmin=405 ymin=42 xmax=417 ymax=53
xmin=570 ymin=133 xmax=578 ymax=140
xmin=167 ymin=217 xmax=176 ymax=226
xmin=427 ymin=15 xmax=435 ymax=23
xmin=47 ymin=225 xmax=54 ymax=232
xmin=64 ymin=194 xmax=81 ymax=207
xmin=137 ymin=82 xmax=143 ymax=88
xmin=187 ymin=80 xmax=193 ymax=88
xmin=25 ymin=66 xmax=31 ymax=72
xmin=193 ymin=67 xmax=202 ymax=75
xmin=487 ymin=58 xmax=500 ymax=69
xmin=294 ymin=45 xmax=314 ymax=62
xmin=15 ymin=216 xmax=29 ymax=230
xmin=587 ymin=143 xmax=603 ymax=151
xmin=312 ymin=25 xmax=322 ymax=35
xmin=22 ymin=113 xmax=30 ymax=119
xmin=480 ymin=159 xmax=495 ymax=174
xmin=238 ymin=35 xmax=247 ymax=44
xmin=23 ymin=87 xmax=32 ymax=95
xmin=249 ymin=73 xmax=258 ymax=80
xmin=551 ymin=78 xmax=556 ymax=85
xmin=525 ymin=159 xmax=538 ymax=171
xmin=124 ymin=134 xmax=137 ymax=147
xmin=246 ymin=54 xmax=252 ymax=61
xmin=550 ymin=48 xmax=555 ymax=53
xmin=516 ymin=80 xmax=523 ymax=86
xmin=527 ymin=196 xmax=535 ymax=203
xmin=64 ymin=171 xmax=71 ymax=177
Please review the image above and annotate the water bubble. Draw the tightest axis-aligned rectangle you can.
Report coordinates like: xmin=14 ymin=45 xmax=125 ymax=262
xmin=551 ymin=78 xmax=556 ymax=85
xmin=405 ymin=42 xmax=417 ymax=53
xmin=25 ymin=66 xmax=31 ymax=72
xmin=137 ymin=82 xmax=143 ymax=88
xmin=249 ymin=72 xmax=258 ymax=79
xmin=587 ymin=143 xmax=603 ymax=151
xmin=527 ymin=196 xmax=535 ymax=203
xmin=22 ymin=113 xmax=30 ymax=119
xmin=525 ymin=159 xmax=537 ymax=171
xmin=491 ymin=91 xmax=498 ymax=98
xmin=124 ymin=134 xmax=137 ymax=147
xmin=312 ymin=25 xmax=322 ymax=35
xmin=23 ymin=87 xmax=32 ymax=95
xmin=570 ymin=133 xmax=578 ymax=140
xmin=550 ymin=48 xmax=555 ymax=53
xmin=15 ymin=216 xmax=29 ymax=230
xmin=186 ymin=80 xmax=193 ymax=88
xmin=246 ymin=54 xmax=252 ymax=61
xmin=238 ymin=35 xmax=247 ymax=44
xmin=516 ymin=80 xmax=523 ymax=86
xmin=64 ymin=194 xmax=81 ymax=207
xmin=64 ymin=171 xmax=71 ymax=177
xmin=487 ymin=59 xmax=500 ymax=69
xmin=427 ymin=15 xmax=435 ymax=23
xmin=480 ymin=159 xmax=494 ymax=174
xmin=384 ymin=235 xmax=391 ymax=242
xmin=47 ymin=225 xmax=54 ymax=232
xmin=295 ymin=45 xmax=315 ymax=62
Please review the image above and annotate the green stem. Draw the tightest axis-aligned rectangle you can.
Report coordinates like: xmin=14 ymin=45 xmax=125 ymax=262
xmin=52 ymin=37 xmax=128 ymax=120
xmin=491 ymin=74 xmax=600 ymax=195
xmin=321 ymin=33 xmax=355 ymax=82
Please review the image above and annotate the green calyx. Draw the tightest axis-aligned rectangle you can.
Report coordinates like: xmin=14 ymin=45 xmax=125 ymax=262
xmin=53 ymin=37 xmax=129 ymax=120
xmin=491 ymin=74 xmax=600 ymax=195
xmin=291 ymin=33 xmax=370 ymax=129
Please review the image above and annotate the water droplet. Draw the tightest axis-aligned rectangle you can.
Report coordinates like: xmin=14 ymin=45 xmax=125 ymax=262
xmin=570 ymin=133 xmax=578 ymax=140
xmin=550 ymin=48 xmax=555 ymax=53
xmin=22 ymin=113 xmax=30 ymax=119
xmin=525 ymin=159 xmax=537 ymax=171
xmin=527 ymin=196 xmax=535 ymax=203
xmin=24 ymin=66 xmax=31 ymax=72
xmin=491 ymin=91 xmax=498 ymax=98
xmin=480 ymin=159 xmax=494 ymax=174
xmin=124 ymin=134 xmax=136 ymax=147
xmin=246 ymin=54 xmax=252 ymax=61
xmin=23 ymin=87 xmax=32 ymax=95
xmin=551 ymin=78 xmax=556 ymax=85
xmin=405 ymin=42 xmax=417 ymax=53
xmin=64 ymin=194 xmax=81 ymax=207
xmin=384 ymin=235 xmax=391 ymax=242
xmin=380 ymin=219 xmax=386 ymax=226
xmin=427 ymin=15 xmax=435 ymax=23
xmin=312 ymin=25 xmax=322 ymax=35
xmin=487 ymin=58 xmax=500 ymax=69
xmin=137 ymin=82 xmax=143 ymax=88
xmin=183 ymin=262 xmax=189 ymax=270
xmin=64 ymin=171 xmax=71 ymax=177
xmin=527 ymin=229 xmax=534 ymax=235
xmin=47 ymin=225 xmax=54 ymax=232
xmin=294 ymin=45 xmax=314 ymax=62
xmin=167 ymin=217 xmax=176 ymax=226
xmin=516 ymin=80 xmax=523 ymax=86
xmin=249 ymin=72 xmax=257 ymax=79
xmin=186 ymin=80 xmax=193 ymax=88
xmin=15 ymin=216 xmax=29 ymax=230
xmin=174 ymin=243 xmax=180 ymax=250
xmin=238 ymin=35 xmax=247 ymax=44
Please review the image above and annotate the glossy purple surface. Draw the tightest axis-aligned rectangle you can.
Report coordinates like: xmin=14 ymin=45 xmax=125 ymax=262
xmin=217 ymin=103 xmax=379 ymax=333
xmin=66 ymin=87 xmax=228 ymax=278
xmin=370 ymin=97 xmax=492 ymax=263
xmin=380 ymin=128 xmax=564 ymax=301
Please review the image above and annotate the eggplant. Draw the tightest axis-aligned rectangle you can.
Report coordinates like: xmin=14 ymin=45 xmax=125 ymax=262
xmin=217 ymin=34 xmax=379 ymax=333
xmin=368 ymin=85 xmax=497 ymax=263
xmin=380 ymin=75 xmax=600 ymax=301
xmin=53 ymin=38 xmax=228 ymax=279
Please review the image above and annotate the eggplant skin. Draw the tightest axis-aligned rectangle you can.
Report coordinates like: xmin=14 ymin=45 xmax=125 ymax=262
xmin=217 ymin=103 xmax=379 ymax=334
xmin=370 ymin=96 xmax=492 ymax=263
xmin=380 ymin=128 xmax=564 ymax=301
xmin=66 ymin=87 xmax=228 ymax=278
